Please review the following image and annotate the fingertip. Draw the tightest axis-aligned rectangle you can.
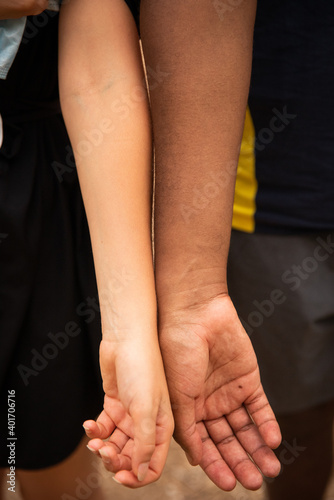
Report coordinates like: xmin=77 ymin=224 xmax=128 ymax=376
xmin=269 ymin=436 xmax=282 ymax=450
xmin=113 ymin=471 xmax=138 ymax=488
xmin=132 ymin=416 xmax=156 ymax=474
xmin=244 ymin=474 xmax=263 ymax=491
xmin=112 ymin=475 xmax=123 ymax=485
xmin=86 ymin=440 xmax=103 ymax=456
xmin=201 ymin=456 xmax=236 ymax=491
xmin=263 ymin=423 xmax=282 ymax=450
xmin=83 ymin=420 xmax=95 ymax=433
xmin=218 ymin=474 xmax=237 ymax=492
xmin=113 ymin=469 xmax=157 ymax=488
xmin=185 ymin=451 xmax=201 ymax=466
xmin=83 ymin=420 xmax=106 ymax=441
xmin=234 ymin=462 xmax=263 ymax=491
xmin=87 ymin=438 xmax=104 ymax=451
xmin=132 ymin=446 xmax=155 ymax=481
xmin=263 ymin=457 xmax=281 ymax=478
xmin=86 ymin=444 xmax=98 ymax=454
xmin=99 ymin=447 xmax=111 ymax=464
xmin=174 ymin=428 xmax=203 ymax=466
xmin=137 ymin=462 xmax=150 ymax=482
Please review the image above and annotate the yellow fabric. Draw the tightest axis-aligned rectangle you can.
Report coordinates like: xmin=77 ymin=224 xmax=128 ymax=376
xmin=232 ymin=107 xmax=257 ymax=233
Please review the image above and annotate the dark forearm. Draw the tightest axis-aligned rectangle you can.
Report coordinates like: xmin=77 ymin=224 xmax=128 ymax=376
xmin=141 ymin=0 xmax=256 ymax=310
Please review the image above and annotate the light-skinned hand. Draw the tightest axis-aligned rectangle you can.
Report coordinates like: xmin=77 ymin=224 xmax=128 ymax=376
xmin=83 ymin=337 xmax=174 ymax=488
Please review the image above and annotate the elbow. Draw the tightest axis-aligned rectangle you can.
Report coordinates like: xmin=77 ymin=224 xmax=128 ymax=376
xmin=11 ymin=0 xmax=49 ymax=18
xmin=59 ymin=73 xmax=131 ymax=111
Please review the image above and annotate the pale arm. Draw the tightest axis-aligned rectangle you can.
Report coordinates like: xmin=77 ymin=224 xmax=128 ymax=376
xmin=58 ymin=0 xmax=173 ymax=486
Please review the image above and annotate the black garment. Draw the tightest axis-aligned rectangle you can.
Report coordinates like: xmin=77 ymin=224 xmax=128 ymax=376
xmin=249 ymin=0 xmax=334 ymax=232
xmin=126 ymin=0 xmax=140 ymax=29
xmin=0 ymin=3 xmax=139 ymax=468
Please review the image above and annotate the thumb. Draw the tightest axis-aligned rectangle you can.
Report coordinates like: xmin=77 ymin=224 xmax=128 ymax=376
xmin=130 ymin=405 xmax=157 ymax=482
xmin=172 ymin=396 xmax=202 ymax=466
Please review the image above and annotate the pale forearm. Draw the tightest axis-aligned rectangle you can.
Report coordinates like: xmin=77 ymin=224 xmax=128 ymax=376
xmin=141 ymin=0 xmax=256 ymax=310
xmin=59 ymin=0 xmax=156 ymax=339
xmin=63 ymin=95 xmax=155 ymax=337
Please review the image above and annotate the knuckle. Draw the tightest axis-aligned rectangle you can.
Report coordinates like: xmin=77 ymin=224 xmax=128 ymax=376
xmin=137 ymin=416 xmax=156 ymax=437
xmin=231 ymin=457 xmax=250 ymax=474
xmin=200 ymin=435 xmax=211 ymax=444
xmin=216 ymin=434 xmax=236 ymax=446
xmin=236 ymin=422 xmax=254 ymax=434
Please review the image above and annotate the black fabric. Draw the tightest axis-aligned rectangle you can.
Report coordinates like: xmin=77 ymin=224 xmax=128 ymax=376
xmin=0 ymin=12 xmax=104 ymax=468
xmin=125 ymin=0 xmax=140 ymax=29
xmin=249 ymin=0 xmax=334 ymax=233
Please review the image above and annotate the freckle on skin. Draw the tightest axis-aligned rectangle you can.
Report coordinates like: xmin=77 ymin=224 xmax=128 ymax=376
xmin=238 ymin=385 xmax=242 ymax=389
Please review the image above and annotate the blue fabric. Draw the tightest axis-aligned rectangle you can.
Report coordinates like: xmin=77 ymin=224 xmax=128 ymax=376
xmin=0 ymin=18 xmax=27 ymax=80
xmin=0 ymin=2 xmax=60 ymax=80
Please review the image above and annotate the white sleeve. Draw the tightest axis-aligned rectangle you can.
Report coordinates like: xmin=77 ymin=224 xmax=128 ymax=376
xmin=0 ymin=18 xmax=27 ymax=80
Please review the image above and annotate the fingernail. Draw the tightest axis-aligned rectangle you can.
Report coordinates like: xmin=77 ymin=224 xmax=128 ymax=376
xmin=99 ymin=448 xmax=110 ymax=464
xmin=137 ymin=462 xmax=150 ymax=482
xmin=113 ymin=476 xmax=122 ymax=484
xmin=83 ymin=424 xmax=90 ymax=431
xmin=86 ymin=445 xmax=95 ymax=452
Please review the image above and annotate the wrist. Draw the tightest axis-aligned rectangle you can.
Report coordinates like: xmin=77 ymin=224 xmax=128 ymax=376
xmin=97 ymin=276 xmax=158 ymax=342
xmin=154 ymin=234 xmax=230 ymax=304
xmin=100 ymin=300 xmax=158 ymax=343
xmin=156 ymin=264 xmax=228 ymax=317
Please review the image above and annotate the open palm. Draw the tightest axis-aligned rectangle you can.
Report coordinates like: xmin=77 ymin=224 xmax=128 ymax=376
xmin=159 ymin=294 xmax=282 ymax=491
